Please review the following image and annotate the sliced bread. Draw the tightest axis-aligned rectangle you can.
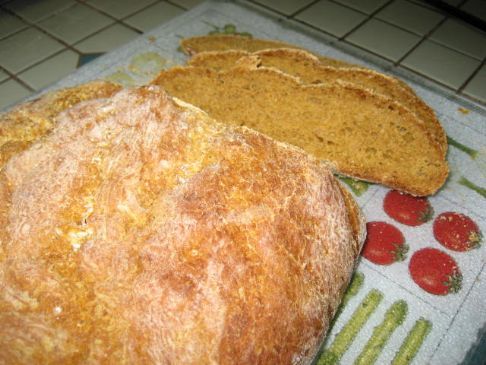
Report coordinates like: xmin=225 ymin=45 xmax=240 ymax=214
xmin=180 ymin=34 xmax=358 ymax=69
xmin=188 ymin=49 xmax=447 ymax=155
xmin=0 ymin=81 xmax=121 ymax=169
xmin=152 ymin=66 xmax=448 ymax=196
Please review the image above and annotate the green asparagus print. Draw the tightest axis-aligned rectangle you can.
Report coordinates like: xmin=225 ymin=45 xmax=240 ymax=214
xmin=318 ymin=289 xmax=383 ymax=365
xmin=447 ymin=136 xmax=478 ymax=159
xmin=333 ymin=272 xmax=365 ymax=320
xmin=204 ymin=22 xmax=252 ymax=37
xmin=339 ymin=176 xmax=370 ymax=196
xmin=392 ymin=318 xmax=432 ymax=365
xmin=458 ymin=177 xmax=486 ymax=198
xmin=354 ymin=300 xmax=408 ymax=365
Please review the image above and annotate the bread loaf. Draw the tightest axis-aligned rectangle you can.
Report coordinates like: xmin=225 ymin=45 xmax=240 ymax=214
xmin=188 ymin=48 xmax=447 ymax=155
xmin=0 ymin=85 xmax=363 ymax=364
xmin=0 ymin=81 xmax=121 ymax=169
xmin=152 ymin=66 xmax=448 ymax=196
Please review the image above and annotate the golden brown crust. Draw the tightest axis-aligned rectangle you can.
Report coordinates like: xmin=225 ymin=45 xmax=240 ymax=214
xmin=337 ymin=183 xmax=366 ymax=259
xmin=180 ymin=35 xmax=421 ymax=93
xmin=0 ymin=85 xmax=360 ymax=364
xmin=180 ymin=35 xmax=357 ymax=68
xmin=182 ymin=34 xmax=420 ymax=98
xmin=188 ymin=48 xmax=447 ymax=156
xmin=180 ymin=35 xmax=297 ymax=55
xmin=0 ymin=80 xmax=121 ymax=170
xmin=152 ymin=65 xmax=448 ymax=196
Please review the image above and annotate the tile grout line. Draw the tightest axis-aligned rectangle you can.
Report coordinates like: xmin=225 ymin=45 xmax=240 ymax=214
xmin=246 ymin=0 xmax=327 ymax=19
xmin=0 ymin=65 xmax=35 ymax=91
xmin=115 ymin=0 xmax=186 ymax=29
xmin=284 ymin=0 xmax=475 ymax=94
xmin=0 ymin=1 xmax=78 ymax=42
xmin=289 ymin=0 xmax=321 ymax=18
xmin=286 ymin=18 xmax=340 ymax=42
xmin=457 ymin=58 xmax=485 ymax=93
xmin=0 ymin=0 xmax=190 ymax=92
xmin=247 ymin=0 xmax=484 ymax=95
xmin=330 ymin=0 xmax=393 ymax=41
xmin=75 ymin=0 xmax=146 ymax=34
xmin=285 ymin=0 xmax=402 ymax=64
xmin=164 ymin=0 xmax=190 ymax=12
xmin=0 ymin=1 xmax=152 ymax=84
xmin=393 ymin=10 xmax=484 ymax=95
xmin=341 ymin=0 xmax=482 ymax=94
xmin=235 ymin=0 xmax=482 ymax=70
xmin=393 ymin=14 xmax=450 ymax=67
xmin=453 ymin=0 xmax=484 ymax=93
xmin=251 ymin=0 xmax=450 ymax=73
xmin=0 ymin=24 xmax=28 ymax=43
xmin=246 ymin=0 xmax=299 ymax=19
xmin=392 ymin=0 xmax=483 ymax=68
xmin=395 ymin=0 xmax=484 ymax=67
xmin=330 ymin=0 xmax=483 ymax=65
xmin=79 ymin=0 xmax=191 ymax=36
xmin=0 ymin=6 xmax=85 ymax=62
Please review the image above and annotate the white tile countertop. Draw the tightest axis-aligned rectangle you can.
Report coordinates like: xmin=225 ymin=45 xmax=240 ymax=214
xmin=0 ymin=0 xmax=485 ymax=110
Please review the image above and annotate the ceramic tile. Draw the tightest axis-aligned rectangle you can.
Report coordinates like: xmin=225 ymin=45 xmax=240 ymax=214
xmin=38 ymin=3 xmax=113 ymax=44
xmin=0 ymin=27 xmax=63 ymax=73
xmin=296 ymin=0 xmax=366 ymax=38
xmin=376 ymin=0 xmax=444 ymax=35
xmin=75 ymin=24 xmax=139 ymax=53
xmin=169 ymin=0 xmax=204 ymax=9
xmin=402 ymin=40 xmax=480 ymax=89
xmin=462 ymin=64 xmax=486 ymax=103
xmin=0 ymin=9 xmax=27 ymax=39
xmin=406 ymin=0 xmax=437 ymax=9
xmin=0 ymin=78 xmax=31 ymax=110
xmin=346 ymin=19 xmax=420 ymax=61
xmin=253 ymin=0 xmax=315 ymax=16
xmin=0 ymin=69 xmax=8 ymax=82
xmin=443 ymin=0 xmax=465 ymax=5
xmin=4 ymin=0 xmax=76 ymax=22
xmin=124 ymin=2 xmax=184 ymax=33
xmin=430 ymin=19 xmax=486 ymax=60
xmin=333 ymin=0 xmax=390 ymax=14
xmin=87 ymin=0 xmax=158 ymax=19
xmin=18 ymin=49 xmax=78 ymax=90
xmin=461 ymin=0 xmax=486 ymax=22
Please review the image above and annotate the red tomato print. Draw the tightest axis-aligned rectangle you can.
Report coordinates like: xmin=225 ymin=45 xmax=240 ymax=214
xmin=409 ymin=248 xmax=462 ymax=295
xmin=434 ymin=212 xmax=482 ymax=252
xmin=384 ymin=190 xmax=433 ymax=226
xmin=362 ymin=221 xmax=408 ymax=265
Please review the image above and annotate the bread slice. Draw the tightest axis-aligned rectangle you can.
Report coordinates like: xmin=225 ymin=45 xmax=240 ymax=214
xmin=0 ymin=80 xmax=121 ymax=169
xmin=152 ymin=66 xmax=448 ymax=196
xmin=0 ymin=85 xmax=363 ymax=364
xmin=189 ymin=49 xmax=447 ymax=155
xmin=180 ymin=34 xmax=358 ymax=69
xmin=181 ymin=35 xmax=422 ymax=110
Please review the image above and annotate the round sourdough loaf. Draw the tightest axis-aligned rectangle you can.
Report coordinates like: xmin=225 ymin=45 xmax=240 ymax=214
xmin=0 ymin=86 xmax=362 ymax=364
